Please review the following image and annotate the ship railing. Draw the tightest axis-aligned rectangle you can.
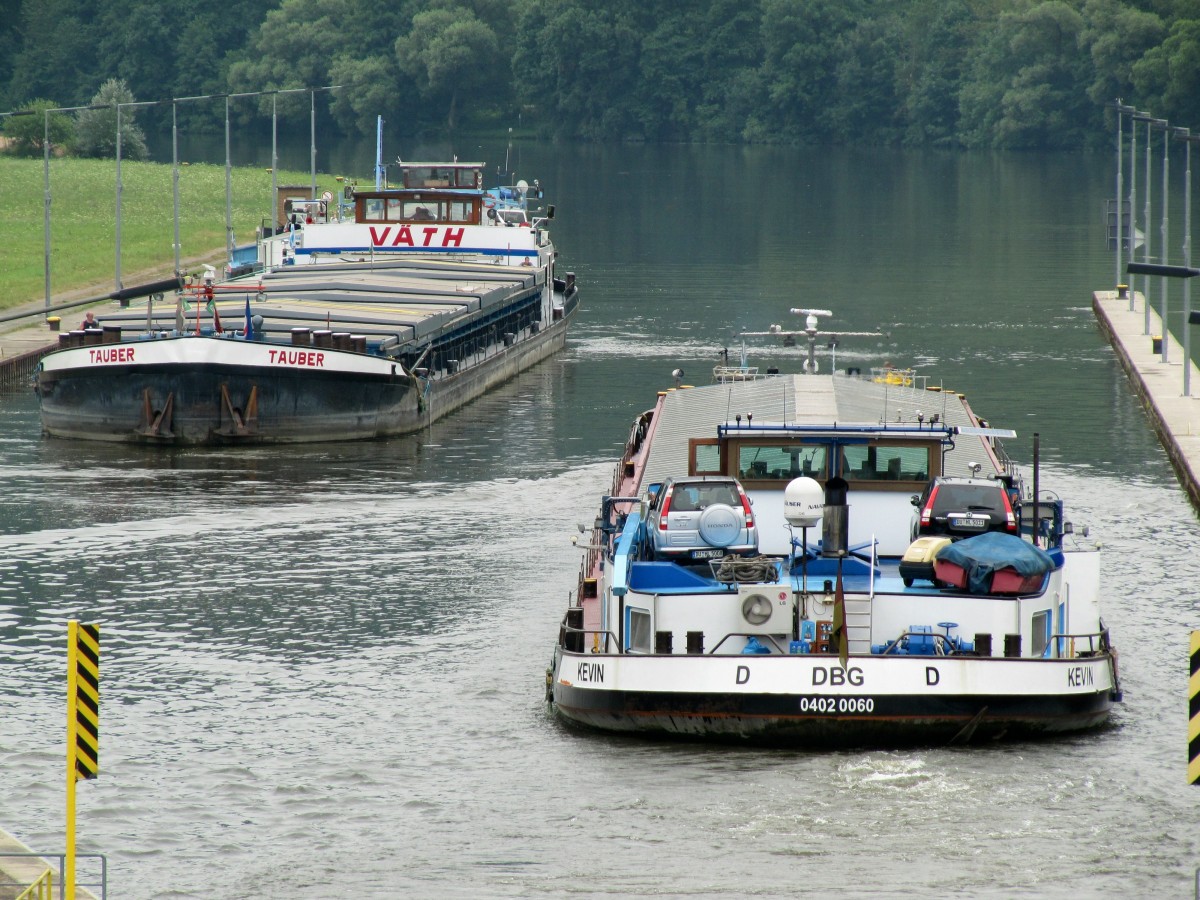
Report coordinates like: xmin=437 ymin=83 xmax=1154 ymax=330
xmin=13 ymin=870 xmax=50 ymax=900
xmin=1043 ymin=631 xmax=1107 ymax=659
xmin=872 ymin=630 xmax=969 ymax=657
xmin=707 ymin=633 xmax=789 ymax=654
xmin=559 ymin=624 xmax=617 ymax=655
xmin=712 ymin=365 xmax=771 ymax=383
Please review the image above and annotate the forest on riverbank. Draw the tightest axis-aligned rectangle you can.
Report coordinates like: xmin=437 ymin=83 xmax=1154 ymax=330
xmin=1 ymin=0 xmax=1198 ymax=149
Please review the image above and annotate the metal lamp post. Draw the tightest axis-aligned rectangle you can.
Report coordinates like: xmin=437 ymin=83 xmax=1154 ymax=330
xmin=1128 ymin=111 xmax=1154 ymax=311
xmin=309 ymin=85 xmax=342 ymax=198
xmin=1145 ymin=117 xmax=1157 ymax=334
xmin=115 ymin=99 xmax=163 ymax=293
xmin=43 ymin=104 xmax=109 ymax=314
xmin=270 ymin=89 xmax=308 ymax=235
xmin=1154 ymin=119 xmax=1171 ymax=361
xmin=1115 ymin=101 xmax=1127 ymax=288
xmin=170 ymin=93 xmax=225 ymax=274
xmin=1177 ymin=128 xmax=1200 ymax=396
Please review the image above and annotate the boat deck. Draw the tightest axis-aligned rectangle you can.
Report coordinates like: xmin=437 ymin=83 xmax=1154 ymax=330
xmin=90 ymin=257 xmax=542 ymax=347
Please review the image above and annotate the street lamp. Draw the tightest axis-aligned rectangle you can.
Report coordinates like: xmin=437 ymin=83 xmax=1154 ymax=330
xmin=41 ymin=104 xmax=109 ymax=314
xmin=1152 ymin=118 xmax=1171 ymax=361
xmin=115 ymin=98 xmax=164 ymax=292
xmin=310 ymin=85 xmax=342 ymax=198
xmin=224 ymin=91 xmax=264 ymax=260
xmin=1115 ymin=101 xmax=1135 ymax=289
xmin=1128 ymin=111 xmax=1154 ymax=311
xmin=1176 ymin=127 xmax=1200 ymax=396
xmin=170 ymin=93 xmax=225 ymax=275
xmin=268 ymin=88 xmax=309 ymax=236
xmin=1144 ymin=117 xmax=1158 ymax=334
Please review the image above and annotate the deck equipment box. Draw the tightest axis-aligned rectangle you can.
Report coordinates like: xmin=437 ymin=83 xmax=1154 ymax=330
xmin=899 ymin=536 xmax=952 ymax=586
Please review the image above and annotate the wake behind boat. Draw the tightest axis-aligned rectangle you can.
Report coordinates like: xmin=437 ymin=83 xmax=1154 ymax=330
xmin=35 ymin=160 xmax=578 ymax=444
xmin=547 ymin=310 xmax=1120 ymax=747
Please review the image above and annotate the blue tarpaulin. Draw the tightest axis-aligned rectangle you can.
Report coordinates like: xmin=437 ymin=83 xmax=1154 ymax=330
xmin=937 ymin=532 xmax=1056 ymax=594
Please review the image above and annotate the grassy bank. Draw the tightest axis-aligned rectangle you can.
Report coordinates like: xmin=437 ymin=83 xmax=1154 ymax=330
xmin=0 ymin=157 xmax=341 ymax=311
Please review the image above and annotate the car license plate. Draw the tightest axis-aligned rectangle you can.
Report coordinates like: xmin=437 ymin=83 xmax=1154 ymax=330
xmin=691 ymin=548 xmax=726 ymax=559
xmin=951 ymin=515 xmax=987 ymax=529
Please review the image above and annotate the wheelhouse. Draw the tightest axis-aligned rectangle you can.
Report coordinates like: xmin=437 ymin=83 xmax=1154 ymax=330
xmin=350 ymin=162 xmax=487 ymax=226
xmin=689 ymin=424 xmax=943 ymax=492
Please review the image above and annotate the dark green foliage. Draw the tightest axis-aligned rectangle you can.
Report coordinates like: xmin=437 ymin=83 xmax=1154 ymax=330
xmin=2 ymin=0 xmax=1200 ymax=147
xmin=0 ymin=99 xmax=75 ymax=157
xmin=73 ymin=80 xmax=149 ymax=160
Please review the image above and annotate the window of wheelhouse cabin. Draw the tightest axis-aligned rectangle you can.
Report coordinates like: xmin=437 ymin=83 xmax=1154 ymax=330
xmin=362 ymin=197 xmax=386 ymax=221
xmin=688 ymin=439 xmax=722 ymax=475
xmin=398 ymin=199 xmax=475 ymax=223
xmin=355 ymin=194 xmax=479 ymax=224
xmin=839 ymin=444 xmax=932 ymax=485
xmin=735 ymin=444 xmax=829 ymax=482
xmin=402 ymin=166 xmax=482 ymax=189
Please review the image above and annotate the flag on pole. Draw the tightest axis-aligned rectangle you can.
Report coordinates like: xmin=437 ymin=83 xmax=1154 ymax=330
xmin=832 ymin=560 xmax=848 ymax=670
xmin=206 ymin=296 xmax=223 ymax=334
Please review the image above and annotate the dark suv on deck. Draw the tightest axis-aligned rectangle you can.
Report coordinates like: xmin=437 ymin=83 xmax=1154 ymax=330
xmin=910 ymin=476 xmax=1019 ymax=541
xmin=645 ymin=476 xmax=758 ymax=561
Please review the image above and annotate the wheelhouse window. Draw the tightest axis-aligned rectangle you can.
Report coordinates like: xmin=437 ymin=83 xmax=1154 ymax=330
xmin=402 ymin=166 xmax=481 ymax=189
xmin=689 ymin=439 xmax=722 ymax=475
xmin=840 ymin=444 xmax=930 ymax=483
xmin=362 ymin=198 xmax=386 ymax=221
xmin=736 ymin=444 xmax=828 ymax=481
xmin=354 ymin=194 xmax=479 ymax=225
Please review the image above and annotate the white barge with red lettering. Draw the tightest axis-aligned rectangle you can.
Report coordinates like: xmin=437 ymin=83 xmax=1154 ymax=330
xmin=36 ymin=162 xmax=578 ymax=444
xmin=548 ymin=310 xmax=1120 ymax=748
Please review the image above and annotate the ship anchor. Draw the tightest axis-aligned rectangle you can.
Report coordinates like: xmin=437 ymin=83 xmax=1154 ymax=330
xmin=136 ymin=389 xmax=175 ymax=440
xmin=216 ymin=384 xmax=259 ymax=438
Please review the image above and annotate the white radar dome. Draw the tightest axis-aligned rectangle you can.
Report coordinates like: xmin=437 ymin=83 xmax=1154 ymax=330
xmin=783 ymin=477 xmax=824 ymax=527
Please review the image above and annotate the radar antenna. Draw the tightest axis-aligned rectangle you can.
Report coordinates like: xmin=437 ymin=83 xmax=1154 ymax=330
xmin=739 ymin=309 xmax=886 ymax=375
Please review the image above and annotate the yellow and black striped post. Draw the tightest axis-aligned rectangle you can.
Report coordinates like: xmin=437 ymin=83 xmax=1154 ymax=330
xmin=66 ymin=621 xmax=99 ymax=900
xmin=1190 ymin=631 xmax=1199 ymax=786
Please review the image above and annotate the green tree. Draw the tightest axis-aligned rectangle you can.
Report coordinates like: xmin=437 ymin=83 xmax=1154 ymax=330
xmin=73 ymin=80 xmax=149 ymax=160
xmin=394 ymin=6 xmax=504 ymax=133
xmin=828 ymin=16 xmax=903 ymax=143
xmin=692 ymin=0 xmax=764 ymax=141
xmin=892 ymin=0 xmax=975 ymax=147
xmin=4 ymin=0 xmax=99 ymax=109
xmin=329 ymin=53 xmax=418 ymax=137
xmin=1132 ymin=17 xmax=1200 ymax=127
xmin=1 ymin=99 xmax=74 ymax=157
xmin=960 ymin=1 xmax=1095 ymax=149
xmin=1081 ymin=0 xmax=1165 ymax=111
xmin=513 ymin=1 xmax=646 ymax=139
xmin=757 ymin=0 xmax=865 ymax=142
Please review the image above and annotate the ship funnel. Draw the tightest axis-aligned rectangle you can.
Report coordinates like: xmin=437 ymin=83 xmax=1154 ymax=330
xmin=821 ymin=476 xmax=849 ymax=557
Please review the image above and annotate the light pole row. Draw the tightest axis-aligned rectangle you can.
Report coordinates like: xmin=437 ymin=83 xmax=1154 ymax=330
xmin=3 ymin=84 xmax=342 ymax=315
xmin=1112 ymin=101 xmax=1200 ymax=395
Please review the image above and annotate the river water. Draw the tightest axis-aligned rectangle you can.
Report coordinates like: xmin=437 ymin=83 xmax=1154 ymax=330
xmin=1 ymin=141 xmax=1198 ymax=898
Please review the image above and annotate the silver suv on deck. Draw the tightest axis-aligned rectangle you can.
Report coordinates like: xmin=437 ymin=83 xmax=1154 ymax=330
xmin=644 ymin=476 xmax=758 ymax=561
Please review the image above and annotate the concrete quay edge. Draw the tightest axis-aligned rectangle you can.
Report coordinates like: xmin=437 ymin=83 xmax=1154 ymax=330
xmin=1092 ymin=288 xmax=1200 ymax=515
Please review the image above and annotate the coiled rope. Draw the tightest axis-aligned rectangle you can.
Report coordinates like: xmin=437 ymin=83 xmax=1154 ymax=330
xmin=713 ymin=555 xmax=781 ymax=584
